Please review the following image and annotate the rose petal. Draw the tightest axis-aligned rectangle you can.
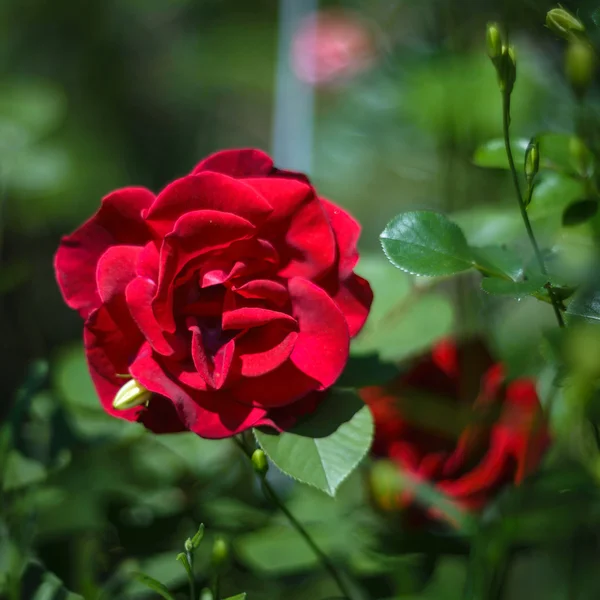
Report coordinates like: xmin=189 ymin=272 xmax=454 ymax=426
xmin=232 ymin=279 xmax=289 ymax=307
xmin=153 ymin=210 xmax=255 ymax=332
xmin=145 ymin=172 xmax=273 ymax=237
xmin=250 ymin=178 xmax=336 ymax=279
xmin=237 ymin=323 xmax=299 ymax=377
xmin=96 ymin=245 xmax=143 ymax=306
xmin=321 ymin=198 xmax=360 ymax=279
xmin=55 ymin=187 xmax=154 ymax=318
xmin=288 ymin=277 xmax=349 ymax=389
xmin=222 ymin=306 xmax=297 ymax=331
xmin=126 ymin=277 xmax=186 ymax=357
xmin=330 ymin=273 xmax=373 ymax=337
xmin=84 ymin=305 xmax=145 ymax=421
xmin=190 ymin=325 xmax=237 ymax=390
xmin=231 ymin=359 xmax=320 ymax=408
xmin=192 ymin=148 xmax=274 ymax=178
xmin=130 ymin=343 xmax=267 ymax=438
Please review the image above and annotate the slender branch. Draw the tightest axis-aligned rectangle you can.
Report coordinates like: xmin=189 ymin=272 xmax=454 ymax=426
xmin=233 ymin=437 xmax=357 ymax=600
xmin=501 ymin=94 xmax=565 ymax=328
xmin=186 ymin=550 xmax=196 ymax=600
xmin=212 ymin=572 xmax=220 ymax=600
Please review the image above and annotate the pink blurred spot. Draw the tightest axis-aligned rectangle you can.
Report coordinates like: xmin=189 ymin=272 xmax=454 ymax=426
xmin=291 ymin=9 xmax=376 ymax=87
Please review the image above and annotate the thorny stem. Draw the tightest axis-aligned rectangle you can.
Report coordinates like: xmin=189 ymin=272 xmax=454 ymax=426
xmin=233 ymin=437 xmax=357 ymax=600
xmin=501 ymin=93 xmax=565 ymax=328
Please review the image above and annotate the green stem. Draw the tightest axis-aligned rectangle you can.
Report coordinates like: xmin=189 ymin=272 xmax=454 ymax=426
xmin=501 ymin=93 xmax=565 ymax=328
xmin=186 ymin=551 xmax=196 ymax=600
xmin=212 ymin=572 xmax=220 ymax=600
xmin=234 ymin=438 xmax=357 ymax=600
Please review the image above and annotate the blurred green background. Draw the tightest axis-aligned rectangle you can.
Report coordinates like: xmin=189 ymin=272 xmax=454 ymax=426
xmin=2 ymin=0 xmax=600 ymax=598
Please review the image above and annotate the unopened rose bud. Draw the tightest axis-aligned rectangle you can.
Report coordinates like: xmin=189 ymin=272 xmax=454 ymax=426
xmin=524 ymin=138 xmax=540 ymax=184
xmin=566 ymin=39 xmax=596 ymax=98
xmin=251 ymin=449 xmax=269 ymax=477
xmin=112 ymin=378 xmax=151 ymax=410
xmin=211 ymin=537 xmax=228 ymax=567
xmin=498 ymin=45 xmax=517 ymax=95
xmin=486 ymin=23 xmax=503 ymax=62
xmin=546 ymin=7 xmax=585 ymax=40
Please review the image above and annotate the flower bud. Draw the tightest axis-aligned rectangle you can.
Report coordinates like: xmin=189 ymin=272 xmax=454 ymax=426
xmin=498 ymin=45 xmax=517 ymax=95
xmin=565 ymin=39 xmax=596 ymax=98
xmin=251 ymin=449 xmax=269 ymax=477
xmin=112 ymin=378 xmax=151 ymax=410
xmin=486 ymin=22 xmax=503 ymax=62
xmin=211 ymin=537 xmax=229 ymax=567
xmin=184 ymin=539 xmax=194 ymax=553
xmin=524 ymin=138 xmax=540 ymax=184
xmin=546 ymin=8 xmax=585 ymax=40
xmin=190 ymin=523 xmax=205 ymax=549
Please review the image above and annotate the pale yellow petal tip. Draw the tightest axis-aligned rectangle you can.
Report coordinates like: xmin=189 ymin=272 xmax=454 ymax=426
xmin=113 ymin=378 xmax=151 ymax=411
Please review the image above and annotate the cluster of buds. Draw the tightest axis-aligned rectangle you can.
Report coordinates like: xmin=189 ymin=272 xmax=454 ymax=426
xmin=486 ymin=23 xmax=516 ymax=95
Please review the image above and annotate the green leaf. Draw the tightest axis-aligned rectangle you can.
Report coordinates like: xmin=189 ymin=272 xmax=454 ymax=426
xmin=380 ymin=211 xmax=474 ymax=276
xmin=175 ymin=553 xmax=193 ymax=580
xmin=2 ymin=451 xmax=46 ymax=491
xmin=562 ymin=199 xmax=598 ymax=226
xmin=472 ymin=138 xmax=528 ymax=169
xmin=336 ymin=354 xmax=399 ymax=388
xmin=566 ymin=288 xmax=600 ymax=323
xmin=481 ymin=276 xmax=546 ymax=298
xmin=254 ymin=389 xmax=373 ymax=496
xmin=223 ymin=594 xmax=247 ymax=600
xmin=235 ymin=521 xmax=351 ymax=575
xmin=133 ymin=573 xmax=176 ymax=600
xmin=471 ymin=245 xmax=524 ymax=280
xmin=473 ymin=133 xmax=573 ymax=171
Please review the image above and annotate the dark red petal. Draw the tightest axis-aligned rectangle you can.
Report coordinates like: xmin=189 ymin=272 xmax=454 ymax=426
xmin=330 ymin=273 xmax=373 ymax=338
xmin=55 ymin=187 xmax=154 ymax=318
xmin=321 ymin=198 xmax=361 ymax=279
xmin=130 ymin=343 xmax=267 ymax=438
xmin=153 ymin=210 xmax=255 ymax=332
xmin=190 ymin=325 xmax=237 ymax=390
xmin=232 ymin=279 xmax=289 ymax=307
xmin=192 ymin=148 xmax=274 ymax=178
xmin=222 ymin=307 xmax=297 ymax=331
xmin=83 ymin=305 xmax=145 ymax=422
xmin=126 ymin=277 xmax=186 ymax=357
xmin=438 ymin=438 xmax=513 ymax=500
xmin=145 ymin=172 xmax=273 ymax=237
xmin=139 ymin=395 xmax=187 ymax=434
xmin=250 ymin=178 xmax=336 ymax=279
xmin=288 ymin=277 xmax=349 ymax=389
xmin=96 ymin=245 xmax=142 ymax=306
xmin=136 ymin=242 xmax=160 ymax=282
xmin=231 ymin=359 xmax=320 ymax=408
xmin=237 ymin=324 xmax=299 ymax=377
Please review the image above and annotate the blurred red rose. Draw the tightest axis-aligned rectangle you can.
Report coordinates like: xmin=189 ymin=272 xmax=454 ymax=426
xmin=292 ymin=9 xmax=376 ymax=87
xmin=362 ymin=339 xmax=550 ymax=515
xmin=55 ymin=148 xmax=372 ymax=439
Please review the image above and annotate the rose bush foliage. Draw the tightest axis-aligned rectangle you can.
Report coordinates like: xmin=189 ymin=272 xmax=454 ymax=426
xmin=55 ymin=149 xmax=372 ymax=438
xmin=362 ymin=339 xmax=550 ymax=514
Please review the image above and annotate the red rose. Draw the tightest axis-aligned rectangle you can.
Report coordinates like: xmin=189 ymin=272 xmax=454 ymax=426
xmin=362 ymin=339 xmax=549 ymax=514
xmin=55 ymin=149 xmax=372 ymax=438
